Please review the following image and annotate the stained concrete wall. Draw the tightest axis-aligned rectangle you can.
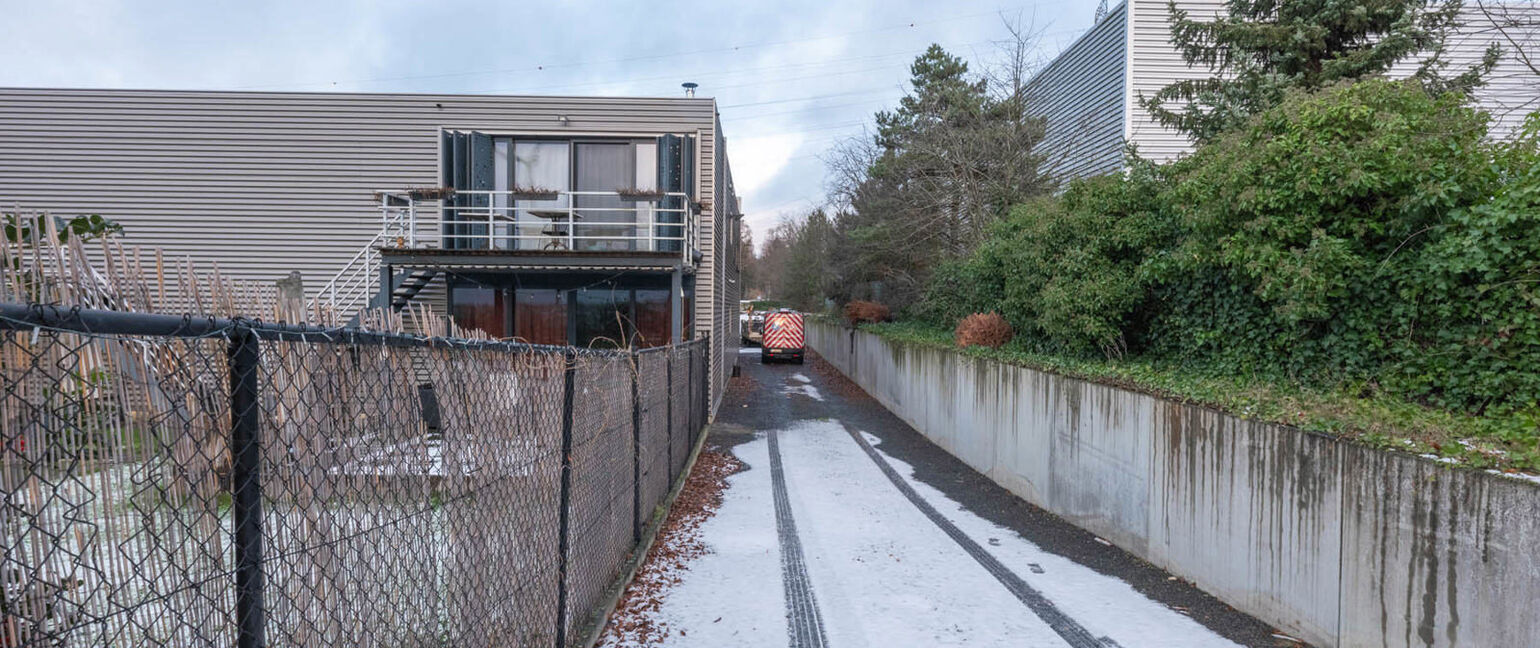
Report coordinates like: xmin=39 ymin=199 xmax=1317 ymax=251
xmin=807 ymin=321 xmax=1540 ymax=648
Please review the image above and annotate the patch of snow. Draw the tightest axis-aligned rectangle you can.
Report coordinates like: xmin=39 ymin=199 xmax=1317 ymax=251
xmin=858 ymin=431 xmax=1242 ymax=648
xmin=777 ymin=420 xmax=1068 ymax=646
xmin=631 ymin=418 xmax=1242 ymax=647
xmin=791 ymin=373 xmax=812 ymax=383
xmin=783 ymin=382 xmax=825 ymax=401
xmin=1419 ymin=453 xmax=1462 ymax=465
xmin=1487 ymin=468 xmax=1540 ymax=485
xmin=604 ymin=437 xmax=786 ymax=648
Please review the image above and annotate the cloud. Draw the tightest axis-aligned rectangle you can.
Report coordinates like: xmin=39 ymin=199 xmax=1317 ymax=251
xmin=730 ymin=133 xmax=805 ymax=199
xmin=2 ymin=0 xmax=1100 ymax=242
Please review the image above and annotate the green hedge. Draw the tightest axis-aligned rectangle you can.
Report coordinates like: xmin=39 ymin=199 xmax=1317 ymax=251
xmin=860 ymin=320 xmax=1538 ymax=473
xmin=919 ymin=79 xmax=1539 ymax=432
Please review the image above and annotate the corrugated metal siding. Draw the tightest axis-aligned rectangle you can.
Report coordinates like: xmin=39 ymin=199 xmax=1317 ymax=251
xmin=0 ymin=87 xmax=718 ymax=291
xmin=1026 ymin=2 xmax=1128 ymax=183
xmin=1127 ymin=0 xmax=1539 ymax=163
xmin=692 ymin=118 xmax=725 ymax=413
xmin=1124 ymin=0 xmax=1227 ymax=164
xmin=709 ymin=115 xmax=740 ymax=415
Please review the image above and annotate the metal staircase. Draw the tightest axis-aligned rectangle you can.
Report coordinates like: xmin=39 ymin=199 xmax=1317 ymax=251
xmin=309 ymin=194 xmax=418 ymax=323
xmin=386 ymin=268 xmax=438 ymax=310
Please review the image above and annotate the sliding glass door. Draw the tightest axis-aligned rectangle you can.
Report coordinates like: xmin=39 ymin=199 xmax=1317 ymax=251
xmin=506 ymin=140 xmax=571 ymax=251
xmin=490 ymin=137 xmax=661 ymax=251
xmin=574 ymin=142 xmax=633 ymax=252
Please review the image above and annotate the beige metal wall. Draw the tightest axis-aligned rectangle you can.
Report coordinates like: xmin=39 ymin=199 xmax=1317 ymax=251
xmin=1026 ymin=2 xmax=1128 ymax=182
xmin=0 ymin=88 xmax=717 ymax=285
xmin=709 ymin=115 xmax=740 ymax=416
xmin=0 ymin=87 xmax=737 ymax=409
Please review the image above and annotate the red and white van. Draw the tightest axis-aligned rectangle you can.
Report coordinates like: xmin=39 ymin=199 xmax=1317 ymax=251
xmin=760 ymin=309 xmax=805 ymax=364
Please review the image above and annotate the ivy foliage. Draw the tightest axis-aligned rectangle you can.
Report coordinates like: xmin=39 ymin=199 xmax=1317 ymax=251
xmin=3 ymin=213 xmax=122 ymax=244
xmin=919 ymin=159 xmax=1172 ymax=357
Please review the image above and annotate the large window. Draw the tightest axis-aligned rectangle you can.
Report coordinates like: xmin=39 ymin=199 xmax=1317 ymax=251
xmin=490 ymin=138 xmax=657 ymax=251
xmin=514 ymin=288 xmax=567 ymax=345
xmin=634 ymin=288 xmax=670 ymax=347
xmin=451 ymin=276 xmax=684 ymax=348
xmin=442 ymin=130 xmax=690 ymax=251
xmin=510 ymin=141 xmax=571 ymax=251
xmin=573 ymin=285 xmax=629 ymax=349
xmin=450 ymin=285 xmax=508 ymax=338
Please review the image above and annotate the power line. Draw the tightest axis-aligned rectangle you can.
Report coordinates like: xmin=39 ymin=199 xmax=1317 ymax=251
xmin=470 ymin=44 xmax=940 ymax=96
xmin=735 ymin=120 xmax=872 ymax=140
xmin=722 ymin=87 xmax=900 ymax=109
xmin=233 ymin=4 xmax=1049 ymax=91
xmin=727 ymin=96 xmax=896 ymax=121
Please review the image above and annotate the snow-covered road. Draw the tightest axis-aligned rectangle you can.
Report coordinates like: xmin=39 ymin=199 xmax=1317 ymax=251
xmin=601 ymin=352 xmax=1288 ymax=647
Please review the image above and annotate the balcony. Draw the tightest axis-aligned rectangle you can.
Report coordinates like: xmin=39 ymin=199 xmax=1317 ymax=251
xmin=374 ymin=188 xmax=699 ymax=263
xmin=312 ymin=188 xmax=700 ymax=322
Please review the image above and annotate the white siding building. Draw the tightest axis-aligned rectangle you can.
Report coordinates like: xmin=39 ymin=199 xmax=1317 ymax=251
xmin=1031 ymin=0 xmax=1540 ymax=181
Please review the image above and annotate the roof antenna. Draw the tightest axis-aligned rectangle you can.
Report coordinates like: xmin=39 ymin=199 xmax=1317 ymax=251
xmin=1094 ymin=0 xmax=1109 ymax=23
xmin=682 ymin=82 xmax=698 ymax=98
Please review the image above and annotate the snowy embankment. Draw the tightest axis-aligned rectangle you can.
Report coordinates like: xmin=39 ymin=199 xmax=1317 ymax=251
xmin=598 ymin=450 xmax=753 ymax=647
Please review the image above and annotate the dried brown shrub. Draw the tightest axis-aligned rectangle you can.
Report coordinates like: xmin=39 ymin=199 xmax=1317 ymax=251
xmin=843 ymin=300 xmax=891 ymax=325
xmin=955 ymin=312 xmax=1013 ymax=349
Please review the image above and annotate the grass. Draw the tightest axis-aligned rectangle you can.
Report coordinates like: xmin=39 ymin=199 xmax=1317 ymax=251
xmin=848 ymin=319 xmax=1540 ymax=476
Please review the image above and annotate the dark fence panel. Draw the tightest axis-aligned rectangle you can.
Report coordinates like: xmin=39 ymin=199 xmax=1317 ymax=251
xmin=562 ymin=353 xmax=634 ymax=642
xmin=667 ymin=344 xmax=692 ymax=484
xmin=635 ymin=351 xmax=670 ymax=543
xmin=0 ymin=303 xmax=710 ymax=648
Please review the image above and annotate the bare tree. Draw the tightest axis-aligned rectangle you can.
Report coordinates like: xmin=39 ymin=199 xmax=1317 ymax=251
xmin=1476 ymin=0 xmax=1540 ymax=77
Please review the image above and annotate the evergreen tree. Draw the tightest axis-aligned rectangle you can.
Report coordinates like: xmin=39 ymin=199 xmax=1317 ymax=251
xmin=831 ymin=44 xmax=1049 ymax=308
xmin=1142 ymin=0 xmax=1496 ymax=142
xmin=874 ymin=45 xmax=988 ymax=151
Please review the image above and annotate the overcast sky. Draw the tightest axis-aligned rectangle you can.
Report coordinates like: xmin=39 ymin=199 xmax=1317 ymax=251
xmin=0 ymin=0 xmax=1102 ymax=245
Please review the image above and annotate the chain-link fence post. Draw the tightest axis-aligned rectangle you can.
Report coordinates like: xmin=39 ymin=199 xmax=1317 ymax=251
xmin=630 ymin=349 xmax=642 ymax=544
xmin=700 ymin=333 xmax=710 ymax=444
xmin=665 ymin=346 xmax=675 ymax=486
xmin=228 ymin=326 xmax=266 ymax=648
xmin=555 ymin=348 xmax=577 ymax=648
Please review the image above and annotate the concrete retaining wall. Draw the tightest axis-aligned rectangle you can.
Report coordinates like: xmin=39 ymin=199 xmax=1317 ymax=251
xmin=807 ymin=321 xmax=1540 ymax=648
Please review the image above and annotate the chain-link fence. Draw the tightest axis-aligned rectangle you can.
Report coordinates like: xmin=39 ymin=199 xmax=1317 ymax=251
xmin=0 ymin=302 xmax=711 ymax=648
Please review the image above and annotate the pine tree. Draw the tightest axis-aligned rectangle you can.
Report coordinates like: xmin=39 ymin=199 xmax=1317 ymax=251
xmin=874 ymin=45 xmax=988 ymax=152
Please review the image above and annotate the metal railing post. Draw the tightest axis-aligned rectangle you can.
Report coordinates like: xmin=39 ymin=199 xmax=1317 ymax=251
xmin=631 ymin=350 xmax=642 ymax=543
xmin=645 ymin=201 xmax=655 ymax=252
xmin=567 ymin=197 xmax=576 ymax=251
xmin=700 ymin=333 xmax=711 ymax=442
xmin=555 ymin=349 xmax=577 ymax=648
xmin=229 ymin=327 xmax=266 ymax=648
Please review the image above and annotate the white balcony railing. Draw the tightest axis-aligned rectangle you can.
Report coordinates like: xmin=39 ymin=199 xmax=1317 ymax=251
xmin=309 ymin=189 xmax=701 ymax=322
xmin=375 ymin=189 xmax=698 ymax=260
xmin=310 ymin=202 xmax=414 ymax=320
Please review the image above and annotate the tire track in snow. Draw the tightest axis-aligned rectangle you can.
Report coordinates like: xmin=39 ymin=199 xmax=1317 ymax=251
xmin=842 ymin=424 xmax=1104 ymax=648
xmin=767 ymin=428 xmax=831 ymax=648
